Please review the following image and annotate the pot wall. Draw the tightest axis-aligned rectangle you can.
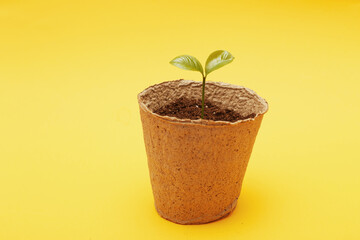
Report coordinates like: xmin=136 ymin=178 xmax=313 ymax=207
xmin=139 ymin=107 xmax=264 ymax=224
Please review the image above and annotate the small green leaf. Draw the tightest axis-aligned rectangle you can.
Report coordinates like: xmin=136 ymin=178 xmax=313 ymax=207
xmin=170 ymin=55 xmax=204 ymax=76
xmin=205 ymin=50 xmax=234 ymax=76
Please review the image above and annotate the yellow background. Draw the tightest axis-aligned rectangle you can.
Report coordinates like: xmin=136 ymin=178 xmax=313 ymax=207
xmin=1 ymin=0 xmax=359 ymax=239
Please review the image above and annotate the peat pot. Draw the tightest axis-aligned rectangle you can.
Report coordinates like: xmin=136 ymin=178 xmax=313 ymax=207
xmin=138 ymin=79 xmax=268 ymax=224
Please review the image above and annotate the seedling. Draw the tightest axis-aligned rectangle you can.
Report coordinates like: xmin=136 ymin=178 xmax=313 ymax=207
xmin=170 ymin=50 xmax=234 ymax=119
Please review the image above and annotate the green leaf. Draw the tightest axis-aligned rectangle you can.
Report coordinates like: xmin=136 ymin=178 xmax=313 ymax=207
xmin=170 ymin=55 xmax=204 ymax=76
xmin=205 ymin=50 xmax=234 ymax=76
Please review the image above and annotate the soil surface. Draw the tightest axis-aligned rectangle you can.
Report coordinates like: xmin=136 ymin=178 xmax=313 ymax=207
xmin=153 ymin=97 xmax=256 ymax=122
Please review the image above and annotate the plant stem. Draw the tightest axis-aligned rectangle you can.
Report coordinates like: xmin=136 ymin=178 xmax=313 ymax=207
xmin=201 ymin=75 xmax=206 ymax=119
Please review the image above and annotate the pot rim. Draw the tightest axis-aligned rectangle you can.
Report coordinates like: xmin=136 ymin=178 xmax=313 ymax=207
xmin=138 ymin=79 xmax=269 ymax=126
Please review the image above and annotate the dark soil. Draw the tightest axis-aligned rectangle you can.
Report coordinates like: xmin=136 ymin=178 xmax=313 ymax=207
xmin=154 ymin=97 xmax=256 ymax=122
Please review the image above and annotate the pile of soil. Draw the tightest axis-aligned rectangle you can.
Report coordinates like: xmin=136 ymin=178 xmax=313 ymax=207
xmin=153 ymin=97 xmax=255 ymax=122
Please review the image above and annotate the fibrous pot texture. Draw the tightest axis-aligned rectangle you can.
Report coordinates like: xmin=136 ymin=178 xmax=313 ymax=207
xmin=138 ymin=79 xmax=268 ymax=224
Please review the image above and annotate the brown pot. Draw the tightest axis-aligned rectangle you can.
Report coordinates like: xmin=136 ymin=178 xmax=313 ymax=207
xmin=138 ymin=79 xmax=268 ymax=224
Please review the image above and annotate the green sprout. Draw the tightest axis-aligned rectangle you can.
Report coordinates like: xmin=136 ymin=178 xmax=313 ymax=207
xmin=170 ymin=50 xmax=234 ymax=119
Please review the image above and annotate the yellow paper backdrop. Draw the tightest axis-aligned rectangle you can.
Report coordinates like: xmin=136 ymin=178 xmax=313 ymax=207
xmin=1 ymin=0 xmax=359 ymax=239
